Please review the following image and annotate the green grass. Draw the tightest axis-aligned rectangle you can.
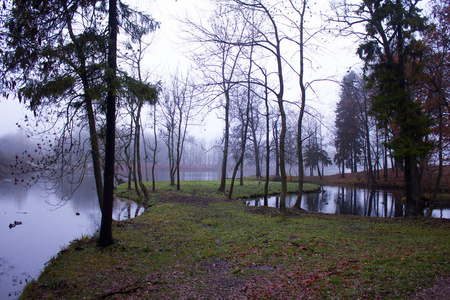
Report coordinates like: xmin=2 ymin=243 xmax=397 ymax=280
xmin=20 ymin=180 xmax=450 ymax=299
xmin=116 ymin=178 xmax=319 ymax=204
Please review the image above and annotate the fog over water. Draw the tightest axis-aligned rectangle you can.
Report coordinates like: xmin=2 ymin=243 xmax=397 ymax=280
xmin=0 ymin=177 xmax=144 ymax=299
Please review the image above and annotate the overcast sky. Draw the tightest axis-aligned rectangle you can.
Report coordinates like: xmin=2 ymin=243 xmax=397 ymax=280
xmin=0 ymin=0 xmax=363 ymax=139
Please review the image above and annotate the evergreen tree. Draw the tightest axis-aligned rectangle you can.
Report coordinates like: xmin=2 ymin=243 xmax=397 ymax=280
xmin=356 ymin=0 xmax=432 ymax=216
xmin=334 ymin=71 xmax=364 ymax=177
xmin=1 ymin=0 xmax=158 ymax=246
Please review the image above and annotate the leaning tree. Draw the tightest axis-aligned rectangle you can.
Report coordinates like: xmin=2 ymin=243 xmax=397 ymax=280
xmin=1 ymin=0 xmax=158 ymax=246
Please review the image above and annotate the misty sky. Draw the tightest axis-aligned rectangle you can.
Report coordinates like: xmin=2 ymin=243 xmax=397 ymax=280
xmin=0 ymin=0 xmax=363 ymax=140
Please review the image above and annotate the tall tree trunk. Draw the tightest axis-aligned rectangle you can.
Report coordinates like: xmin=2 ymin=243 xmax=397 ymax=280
xmin=65 ymin=11 xmax=104 ymax=211
xmin=278 ymin=101 xmax=287 ymax=212
xmin=219 ymin=90 xmax=230 ymax=193
xmin=250 ymin=108 xmax=261 ymax=179
xmin=124 ymin=120 xmax=133 ymax=191
xmin=317 ymin=162 xmax=322 ymax=179
xmin=228 ymin=100 xmax=251 ymax=199
xmin=135 ymin=105 xmax=149 ymax=198
xmin=293 ymin=0 xmax=307 ymax=210
xmin=176 ymin=108 xmax=183 ymax=191
xmin=142 ymin=128 xmax=149 ymax=181
xmin=365 ymin=121 xmax=376 ymax=184
xmin=428 ymin=85 xmax=444 ymax=217
xmin=151 ymin=105 xmax=157 ymax=192
xmin=264 ymin=117 xmax=270 ymax=206
xmin=384 ymin=129 xmax=388 ymax=181
xmin=229 ymin=46 xmax=252 ymax=199
xmin=262 ymin=70 xmax=270 ymax=207
xmin=132 ymin=137 xmax=140 ymax=195
xmin=126 ymin=118 xmax=140 ymax=196
xmin=273 ymin=118 xmax=280 ymax=177
xmin=404 ymin=156 xmax=421 ymax=216
xmin=85 ymin=94 xmax=103 ymax=210
xmin=98 ymin=0 xmax=117 ymax=247
xmin=240 ymin=162 xmax=244 ymax=186
xmin=168 ymin=126 xmax=176 ymax=186
xmin=275 ymin=23 xmax=287 ymax=212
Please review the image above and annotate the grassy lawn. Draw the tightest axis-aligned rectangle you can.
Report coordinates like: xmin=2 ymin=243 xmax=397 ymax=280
xmin=114 ymin=178 xmax=320 ymax=203
xmin=20 ymin=180 xmax=450 ymax=299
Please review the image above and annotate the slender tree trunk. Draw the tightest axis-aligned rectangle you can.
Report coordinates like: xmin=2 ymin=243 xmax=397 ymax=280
xmin=168 ymin=125 xmax=176 ymax=186
xmin=228 ymin=155 xmax=245 ymax=200
xmin=264 ymin=117 xmax=270 ymax=206
xmin=278 ymin=102 xmax=287 ymax=212
xmin=384 ymin=129 xmax=388 ymax=181
xmin=365 ymin=121 xmax=376 ymax=184
xmin=125 ymin=118 xmax=140 ymax=196
xmin=151 ymin=105 xmax=157 ymax=192
xmin=142 ymin=130 xmax=149 ymax=181
xmin=124 ymin=118 xmax=133 ymax=190
xmin=293 ymin=0 xmax=307 ymax=210
xmin=250 ymin=109 xmax=261 ymax=179
xmin=65 ymin=11 xmax=104 ymax=211
xmin=132 ymin=137 xmax=140 ymax=195
xmin=252 ymin=134 xmax=261 ymax=179
xmin=275 ymin=24 xmax=287 ymax=212
xmin=229 ymin=46 xmax=253 ymax=199
xmin=428 ymin=86 xmax=444 ymax=216
xmin=228 ymin=99 xmax=251 ymax=199
xmin=98 ymin=0 xmax=117 ymax=247
xmin=262 ymin=70 xmax=270 ymax=207
xmin=219 ymin=90 xmax=230 ymax=193
xmin=85 ymin=96 xmax=103 ymax=210
xmin=176 ymin=108 xmax=184 ymax=191
xmin=240 ymin=162 xmax=244 ymax=186
xmin=176 ymin=110 xmax=181 ymax=191
xmin=135 ymin=105 xmax=149 ymax=198
xmin=273 ymin=119 xmax=280 ymax=177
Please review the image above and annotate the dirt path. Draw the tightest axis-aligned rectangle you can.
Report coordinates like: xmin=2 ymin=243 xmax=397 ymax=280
xmin=413 ymin=277 xmax=450 ymax=300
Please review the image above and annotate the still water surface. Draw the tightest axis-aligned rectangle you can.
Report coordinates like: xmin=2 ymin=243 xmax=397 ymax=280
xmin=245 ymin=186 xmax=450 ymax=219
xmin=0 ymin=177 xmax=144 ymax=299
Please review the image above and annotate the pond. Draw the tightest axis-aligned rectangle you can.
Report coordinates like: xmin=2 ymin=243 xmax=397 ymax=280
xmin=245 ymin=185 xmax=450 ymax=219
xmin=0 ymin=177 xmax=144 ymax=299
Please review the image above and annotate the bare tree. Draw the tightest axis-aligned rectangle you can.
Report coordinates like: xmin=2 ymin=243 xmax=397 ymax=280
xmin=232 ymin=0 xmax=290 ymax=211
xmin=227 ymin=85 xmax=251 ymax=199
xmin=160 ymin=73 xmax=202 ymax=190
xmin=182 ymin=6 xmax=247 ymax=193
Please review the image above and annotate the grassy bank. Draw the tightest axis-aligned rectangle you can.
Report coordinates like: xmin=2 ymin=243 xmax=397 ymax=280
xmin=115 ymin=179 xmax=320 ymax=204
xmin=304 ymin=166 xmax=450 ymax=192
xmin=20 ymin=180 xmax=449 ymax=299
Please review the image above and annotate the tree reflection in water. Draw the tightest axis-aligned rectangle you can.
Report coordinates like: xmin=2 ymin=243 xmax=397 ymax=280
xmin=246 ymin=186 xmax=449 ymax=219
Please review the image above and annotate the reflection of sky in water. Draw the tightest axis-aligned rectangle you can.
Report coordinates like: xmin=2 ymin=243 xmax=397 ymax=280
xmin=246 ymin=186 xmax=450 ymax=219
xmin=0 ymin=177 xmax=143 ymax=299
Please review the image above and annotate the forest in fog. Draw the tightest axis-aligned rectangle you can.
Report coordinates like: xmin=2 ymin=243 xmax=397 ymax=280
xmin=1 ymin=0 xmax=449 ymax=220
